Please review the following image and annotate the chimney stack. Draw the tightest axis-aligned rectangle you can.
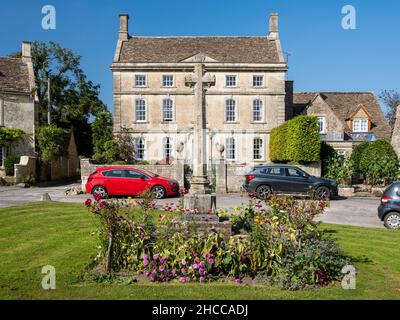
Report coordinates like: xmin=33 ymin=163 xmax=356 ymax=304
xmin=119 ymin=14 xmax=130 ymax=41
xmin=22 ymin=41 xmax=32 ymax=63
xmin=268 ymin=13 xmax=279 ymax=40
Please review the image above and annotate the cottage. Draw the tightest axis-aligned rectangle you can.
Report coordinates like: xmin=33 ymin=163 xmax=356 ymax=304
xmin=291 ymin=92 xmax=391 ymax=155
xmin=0 ymin=41 xmax=38 ymax=175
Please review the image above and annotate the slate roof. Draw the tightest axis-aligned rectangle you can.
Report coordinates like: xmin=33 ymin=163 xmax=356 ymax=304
xmin=293 ymin=92 xmax=392 ymax=141
xmin=0 ymin=57 xmax=31 ymax=94
xmin=118 ymin=37 xmax=281 ymax=64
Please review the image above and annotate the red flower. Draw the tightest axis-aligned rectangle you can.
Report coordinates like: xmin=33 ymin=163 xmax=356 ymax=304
xmin=84 ymin=199 xmax=92 ymax=208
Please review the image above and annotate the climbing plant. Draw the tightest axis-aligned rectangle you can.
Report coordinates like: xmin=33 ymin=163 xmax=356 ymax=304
xmin=0 ymin=128 xmax=25 ymax=146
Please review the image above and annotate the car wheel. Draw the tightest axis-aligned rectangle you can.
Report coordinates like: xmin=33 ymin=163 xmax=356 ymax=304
xmin=92 ymin=185 xmax=108 ymax=197
xmin=315 ymin=186 xmax=330 ymax=200
xmin=384 ymin=212 xmax=400 ymax=229
xmin=152 ymin=186 xmax=166 ymax=199
xmin=256 ymin=185 xmax=272 ymax=200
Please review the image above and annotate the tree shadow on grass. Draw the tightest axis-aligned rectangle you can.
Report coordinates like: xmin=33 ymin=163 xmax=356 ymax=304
xmin=349 ymin=255 xmax=374 ymax=264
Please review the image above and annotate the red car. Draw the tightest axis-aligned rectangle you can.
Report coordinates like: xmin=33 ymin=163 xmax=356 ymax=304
xmin=85 ymin=166 xmax=180 ymax=199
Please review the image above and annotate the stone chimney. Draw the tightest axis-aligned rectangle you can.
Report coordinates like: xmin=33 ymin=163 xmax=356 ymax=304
xmin=21 ymin=41 xmax=32 ymax=63
xmin=119 ymin=14 xmax=130 ymax=41
xmin=268 ymin=13 xmax=279 ymax=40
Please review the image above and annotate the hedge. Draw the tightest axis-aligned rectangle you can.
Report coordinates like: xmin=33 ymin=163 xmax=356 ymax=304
xmin=270 ymin=122 xmax=289 ymax=163
xmin=270 ymin=115 xmax=321 ymax=164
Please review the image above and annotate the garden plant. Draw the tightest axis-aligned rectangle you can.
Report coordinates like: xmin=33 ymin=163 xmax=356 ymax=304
xmin=86 ymin=191 xmax=349 ymax=291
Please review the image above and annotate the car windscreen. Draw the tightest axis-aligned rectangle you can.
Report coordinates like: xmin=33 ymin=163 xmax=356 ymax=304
xmin=139 ymin=169 xmax=159 ymax=178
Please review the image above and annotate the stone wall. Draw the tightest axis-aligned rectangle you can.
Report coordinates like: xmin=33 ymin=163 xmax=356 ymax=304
xmin=15 ymin=156 xmax=36 ymax=184
xmin=80 ymin=159 xmax=184 ymax=192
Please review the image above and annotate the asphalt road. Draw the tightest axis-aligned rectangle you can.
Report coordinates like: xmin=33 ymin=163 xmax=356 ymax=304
xmin=0 ymin=183 xmax=383 ymax=228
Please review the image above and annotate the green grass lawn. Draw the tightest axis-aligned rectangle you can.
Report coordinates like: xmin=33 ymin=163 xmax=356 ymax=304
xmin=0 ymin=202 xmax=399 ymax=300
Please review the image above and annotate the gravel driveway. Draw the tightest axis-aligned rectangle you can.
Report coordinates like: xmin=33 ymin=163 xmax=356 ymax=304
xmin=0 ymin=183 xmax=383 ymax=228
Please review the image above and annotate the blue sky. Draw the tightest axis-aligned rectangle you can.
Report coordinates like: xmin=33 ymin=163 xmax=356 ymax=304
xmin=1 ymin=0 xmax=399 ymax=113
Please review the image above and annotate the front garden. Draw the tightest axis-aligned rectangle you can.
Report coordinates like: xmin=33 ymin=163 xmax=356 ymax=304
xmin=1 ymin=200 xmax=400 ymax=300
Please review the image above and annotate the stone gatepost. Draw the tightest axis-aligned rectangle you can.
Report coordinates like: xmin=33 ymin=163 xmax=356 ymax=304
xmin=391 ymin=104 xmax=400 ymax=159
xmin=215 ymin=143 xmax=227 ymax=194
xmin=175 ymin=142 xmax=185 ymax=188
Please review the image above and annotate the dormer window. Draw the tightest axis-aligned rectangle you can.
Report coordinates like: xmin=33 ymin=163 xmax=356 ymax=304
xmin=353 ymin=118 xmax=369 ymax=133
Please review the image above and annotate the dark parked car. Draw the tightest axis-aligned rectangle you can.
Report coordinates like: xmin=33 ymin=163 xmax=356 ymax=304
xmin=243 ymin=164 xmax=338 ymax=200
xmin=378 ymin=182 xmax=400 ymax=229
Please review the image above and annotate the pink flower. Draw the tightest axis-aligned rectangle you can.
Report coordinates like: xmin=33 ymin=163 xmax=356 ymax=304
xmin=84 ymin=199 xmax=92 ymax=208
xmin=181 ymin=259 xmax=187 ymax=266
xmin=208 ymin=258 xmax=214 ymax=265
xmin=235 ymin=278 xmax=242 ymax=284
xmin=153 ymin=254 xmax=159 ymax=260
xmin=199 ymin=277 xmax=205 ymax=283
xmin=178 ymin=277 xmax=187 ymax=283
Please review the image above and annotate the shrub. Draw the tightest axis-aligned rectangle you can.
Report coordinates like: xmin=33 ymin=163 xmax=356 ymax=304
xmin=359 ymin=140 xmax=399 ymax=186
xmin=324 ymin=155 xmax=354 ymax=186
xmin=351 ymin=141 xmax=370 ymax=172
xmin=270 ymin=116 xmax=321 ymax=164
xmin=4 ymin=156 xmax=20 ymax=176
xmin=37 ymin=125 xmax=67 ymax=163
xmin=320 ymin=142 xmax=337 ymax=176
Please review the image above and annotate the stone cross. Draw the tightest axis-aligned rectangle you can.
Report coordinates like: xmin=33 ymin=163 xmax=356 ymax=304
xmin=184 ymin=61 xmax=216 ymax=195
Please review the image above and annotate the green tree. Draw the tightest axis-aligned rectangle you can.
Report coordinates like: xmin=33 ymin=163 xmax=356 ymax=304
xmin=351 ymin=141 xmax=370 ymax=172
xmin=37 ymin=125 xmax=67 ymax=163
xmin=115 ymin=128 xmax=136 ymax=164
xmin=359 ymin=140 xmax=399 ymax=186
xmin=26 ymin=41 xmax=107 ymax=156
xmin=91 ymin=112 xmax=119 ymax=164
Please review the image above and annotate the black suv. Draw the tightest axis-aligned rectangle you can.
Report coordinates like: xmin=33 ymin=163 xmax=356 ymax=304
xmin=243 ymin=165 xmax=338 ymax=200
xmin=378 ymin=182 xmax=400 ymax=229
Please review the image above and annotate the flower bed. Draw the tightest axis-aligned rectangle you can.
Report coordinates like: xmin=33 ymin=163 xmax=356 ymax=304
xmin=86 ymin=192 xmax=349 ymax=290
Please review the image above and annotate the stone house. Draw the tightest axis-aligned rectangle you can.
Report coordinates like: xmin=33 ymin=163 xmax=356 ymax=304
xmin=0 ymin=41 xmax=38 ymax=174
xmin=291 ymin=92 xmax=392 ymax=155
xmin=111 ymin=13 xmax=391 ymax=166
xmin=112 ymin=13 xmax=288 ymax=166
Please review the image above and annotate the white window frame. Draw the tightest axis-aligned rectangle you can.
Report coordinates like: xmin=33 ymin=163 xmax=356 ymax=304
xmin=253 ymin=138 xmax=263 ymax=160
xmin=163 ymin=137 xmax=173 ymax=160
xmin=252 ymin=75 xmax=264 ymax=87
xmin=162 ymin=98 xmax=174 ymax=122
xmin=135 ymin=74 xmax=147 ymax=87
xmin=134 ymin=137 xmax=146 ymax=161
xmin=225 ymin=99 xmax=237 ymax=123
xmin=353 ymin=118 xmax=369 ymax=133
xmin=317 ymin=116 xmax=326 ymax=134
xmin=252 ymin=99 xmax=263 ymax=122
xmin=135 ymin=99 xmax=147 ymax=122
xmin=225 ymin=137 xmax=236 ymax=160
xmin=225 ymin=75 xmax=237 ymax=88
xmin=162 ymin=75 xmax=174 ymax=88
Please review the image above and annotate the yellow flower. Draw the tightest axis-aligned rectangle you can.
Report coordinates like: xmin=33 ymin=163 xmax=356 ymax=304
xmin=290 ymin=233 xmax=296 ymax=242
